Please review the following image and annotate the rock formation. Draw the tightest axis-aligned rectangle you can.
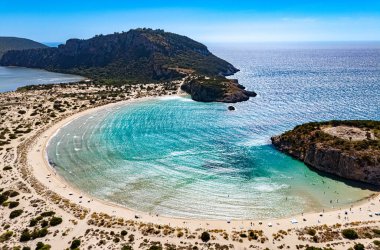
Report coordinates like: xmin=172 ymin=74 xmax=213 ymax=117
xmin=181 ymin=76 xmax=256 ymax=103
xmin=271 ymin=120 xmax=380 ymax=185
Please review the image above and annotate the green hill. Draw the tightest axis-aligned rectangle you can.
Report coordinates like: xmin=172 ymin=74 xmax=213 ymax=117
xmin=0 ymin=29 xmax=238 ymax=83
xmin=0 ymin=37 xmax=47 ymax=58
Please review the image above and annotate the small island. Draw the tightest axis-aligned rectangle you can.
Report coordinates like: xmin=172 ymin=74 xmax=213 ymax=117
xmin=272 ymin=120 xmax=380 ymax=185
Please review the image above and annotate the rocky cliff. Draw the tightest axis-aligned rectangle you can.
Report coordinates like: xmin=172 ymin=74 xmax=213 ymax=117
xmin=271 ymin=120 xmax=380 ymax=185
xmin=0 ymin=28 xmax=238 ymax=83
xmin=181 ymin=76 xmax=256 ymax=103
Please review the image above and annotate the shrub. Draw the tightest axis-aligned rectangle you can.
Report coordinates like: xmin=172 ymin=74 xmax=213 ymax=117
xmin=22 ymin=247 xmax=31 ymax=250
xmin=342 ymin=229 xmax=358 ymax=240
xmin=31 ymin=228 xmax=48 ymax=239
xmin=70 ymin=239 xmax=81 ymax=249
xmin=307 ymin=228 xmax=317 ymax=236
xmin=373 ymin=229 xmax=380 ymax=235
xmin=36 ymin=242 xmax=51 ymax=250
xmin=121 ymin=246 xmax=133 ymax=250
xmin=9 ymin=191 xmax=19 ymax=197
xmin=201 ymin=231 xmax=210 ymax=242
xmin=18 ymin=110 xmax=26 ymax=114
xmin=40 ymin=211 xmax=55 ymax=217
xmin=29 ymin=218 xmax=38 ymax=227
xmin=148 ymin=246 xmax=162 ymax=250
xmin=374 ymin=240 xmax=380 ymax=246
xmin=0 ymin=194 xmax=7 ymax=204
xmin=8 ymin=201 xmax=19 ymax=209
xmin=0 ymin=230 xmax=13 ymax=242
xmin=121 ymin=230 xmax=128 ymax=236
xmin=9 ymin=209 xmax=23 ymax=219
xmin=305 ymin=247 xmax=323 ymax=250
xmin=41 ymin=220 xmax=48 ymax=227
xmin=240 ymin=233 xmax=247 ymax=238
xmin=3 ymin=166 xmax=12 ymax=171
xmin=20 ymin=229 xmax=31 ymax=242
xmin=249 ymin=231 xmax=258 ymax=240
xmin=49 ymin=217 xmax=63 ymax=226
xmin=36 ymin=242 xmax=44 ymax=250
xmin=354 ymin=243 xmax=365 ymax=250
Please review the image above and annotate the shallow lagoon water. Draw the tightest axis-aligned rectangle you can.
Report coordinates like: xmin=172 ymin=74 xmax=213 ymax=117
xmin=0 ymin=66 xmax=85 ymax=92
xmin=47 ymin=45 xmax=380 ymax=220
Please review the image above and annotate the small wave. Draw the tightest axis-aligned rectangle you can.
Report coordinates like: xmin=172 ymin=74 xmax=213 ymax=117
xmin=74 ymin=148 xmax=81 ymax=151
xmin=168 ymin=149 xmax=194 ymax=157
xmin=253 ymin=183 xmax=289 ymax=192
xmin=158 ymin=95 xmax=183 ymax=101
xmin=238 ymin=138 xmax=271 ymax=147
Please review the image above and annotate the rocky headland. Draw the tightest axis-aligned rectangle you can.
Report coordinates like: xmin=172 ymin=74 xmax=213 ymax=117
xmin=271 ymin=120 xmax=380 ymax=185
xmin=0 ymin=28 xmax=238 ymax=83
xmin=0 ymin=28 xmax=258 ymax=103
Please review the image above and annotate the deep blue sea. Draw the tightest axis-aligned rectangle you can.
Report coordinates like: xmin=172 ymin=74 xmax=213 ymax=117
xmin=46 ymin=43 xmax=380 ymax=220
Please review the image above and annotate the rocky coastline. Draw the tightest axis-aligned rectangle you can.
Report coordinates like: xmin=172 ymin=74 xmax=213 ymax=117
xmin=180 ymin=75 xmax=257 ymax=103
xmin=271 ymin=120 xmax=380 ymax=185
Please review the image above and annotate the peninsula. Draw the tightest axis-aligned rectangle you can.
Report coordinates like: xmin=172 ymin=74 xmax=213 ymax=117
xmin=272 ymin=120 xmax=380 ymax=185
xmin=0 ymin=29 xmax=256 ymax=103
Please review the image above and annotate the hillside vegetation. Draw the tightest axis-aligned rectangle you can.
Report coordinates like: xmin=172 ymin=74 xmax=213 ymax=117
xmin=0 ymin=29 xmax=238 ymax=83
xmin=0 ymin=37 xmax=47 ymax=58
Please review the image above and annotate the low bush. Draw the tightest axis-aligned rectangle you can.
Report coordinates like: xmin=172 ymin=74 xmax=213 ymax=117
xmin=307 ymin=228 xmax=317 ymax=236
xmin=201 ymin=231 xmax=210 ymax=242
xmin=342 ymin=229 xmax=359 ymax=240
xmin=0 ymin=194 xmax=7 ymax=205
xmin=70 ymin=239 xmax=81 ymax=249
xmin=9 ymin=209 xmax=23 ymax=219
xmin=9 ymin=191 xmax=19 ymax=197
xmin=29 ymin=218 xmax=38 ymax=227
xmin=31 ymin=228 xmax=48 ymax=239
xmin=36 ymin=242 xmax=51 ymax=250
xmin=49 ymin=217 xmax=63 ymax=226
xmin=20 ymin=229 xmax=31 ymax=242
xmin=0 ymin=230 xmax=13 ymax=242
xmin=40 ymin=211 xmax=55 ymax=217
xmin=8 ymin=201 xmax=19 ymax=209
xmin=41 ymin=220 xmax=48 ymax=227
xmin=354 ymin=243 xmax=365 ymax=250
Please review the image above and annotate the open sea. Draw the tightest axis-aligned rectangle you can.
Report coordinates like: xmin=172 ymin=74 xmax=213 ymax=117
xmin=42 ymin=43 xmax=380 ymax=220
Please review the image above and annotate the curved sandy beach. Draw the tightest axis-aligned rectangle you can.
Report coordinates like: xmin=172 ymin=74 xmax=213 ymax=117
xmin=28 ymin=95 xmax=380 ymax=233
xmin=0 ymin=82 xmax=377 ymax=249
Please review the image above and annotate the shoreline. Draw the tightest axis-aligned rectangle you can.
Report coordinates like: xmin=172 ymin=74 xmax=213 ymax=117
xmin=29 ymin=94 xmax=380 ymax=229
xmin=0 ymin=82 xmax=379 ymax=249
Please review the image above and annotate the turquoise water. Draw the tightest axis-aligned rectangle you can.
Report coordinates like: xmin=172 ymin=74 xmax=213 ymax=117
xmin=0 ymin=66 xmax=85 ymax=92
xmin=47 ymin=46 xmax=380 ymax=220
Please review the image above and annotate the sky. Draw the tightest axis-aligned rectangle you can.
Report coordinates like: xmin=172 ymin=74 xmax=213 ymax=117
xmin=1 ymin=0 xmax=380 ymax=43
